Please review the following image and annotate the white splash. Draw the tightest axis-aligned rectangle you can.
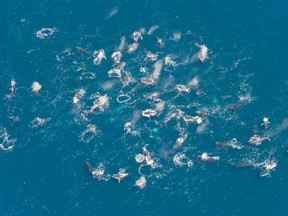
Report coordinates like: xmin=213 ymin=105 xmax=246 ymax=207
xmin=173 ymin=153 xmax=193 ymax=167
xmin=175 ymin=84 xmax=190 ymax=93
xmin=79 ymin=124 xmax=98 ymax=143
xmin=199 ymin=152 xmax=220 ymax=162
xmin=0 ymin=127 xmax=16 ymax=151
xmin=56 ymin=48 xmax=72 ymax=62
xmin=142 ymin=109 xmax=158 ymax=118
xmin=124 ymin=122 xmax=139 ymax=136
xmin=36 ymin=27 xmax=57 ymax=39
xmin=93 ymin=49 xmax=106 ymax=65
xmin=73 ymin=89 xmax=86 ymax=104
xmin=29 ymin=117 xmax=51 ymax=128
xmin=31 ymin=82 xmax=42 ymax=93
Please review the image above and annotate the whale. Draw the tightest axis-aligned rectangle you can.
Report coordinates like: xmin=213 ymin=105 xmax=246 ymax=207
xmin=85 ymin=161 xmax=95 ymax=173
xmin=76 ymin=46 xmax=91 ymax=56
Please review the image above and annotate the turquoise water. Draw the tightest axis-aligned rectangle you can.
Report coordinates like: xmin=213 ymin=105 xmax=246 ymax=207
xmin=1 ymin=1 xmax=288 ymax=215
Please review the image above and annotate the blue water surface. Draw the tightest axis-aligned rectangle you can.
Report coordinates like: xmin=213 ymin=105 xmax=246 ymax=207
xmin=1 ymin=1 xmax=288 ymax=215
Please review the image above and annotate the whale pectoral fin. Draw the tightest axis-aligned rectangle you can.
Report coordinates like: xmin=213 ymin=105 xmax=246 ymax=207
xmin=85 ymin=161 xmax=95 ymax=173
xmin=259 ymin=169 xmax=269 ymax=177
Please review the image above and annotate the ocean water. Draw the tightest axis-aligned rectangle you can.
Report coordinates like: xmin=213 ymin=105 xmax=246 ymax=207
xmin=1 ymin=0 xmax=288 ymax=215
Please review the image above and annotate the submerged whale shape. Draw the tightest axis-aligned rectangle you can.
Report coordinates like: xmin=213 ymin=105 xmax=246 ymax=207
xmin=76 ymin=46 xmax=91 ymax=56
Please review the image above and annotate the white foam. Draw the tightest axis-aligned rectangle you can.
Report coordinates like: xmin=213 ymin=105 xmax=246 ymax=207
xmin=31 ymin=82 xmax=42 ymax=93
xmin=29 ymin=117 xmax=51 ymax=128
xmin=56 ymin=48 xmax=72 ymax=62
xmin=79 ymin=124 xmax=98 ymax=143
xmin=173 ymin=153 xmax=192 ymax=167
xmin=0 ymin=127 xmax=16 ymax=151
xmin=93 ymin=49 xmax=106 ymax=65
xmin=36 ymin=27 xmax=57 ymax=39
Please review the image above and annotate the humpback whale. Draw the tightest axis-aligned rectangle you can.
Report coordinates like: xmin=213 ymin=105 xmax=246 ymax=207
xmin=261 ymin=117 xmax=270 ymax=129
xmin=112 ymin=169 xmax=129 ymax=183
xmin=156 ymin=36 xmax=164 ymax=47
xmin=248 ymin=135 xmax=270 ymax=145
xmin=134 ymin=176 xmax=146 ymax=189
xmin=76 ymin=46 xmax=91 ymax=56
xmin=85 ymin=161 xmax=104 ymax=181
